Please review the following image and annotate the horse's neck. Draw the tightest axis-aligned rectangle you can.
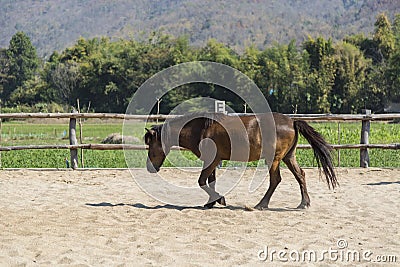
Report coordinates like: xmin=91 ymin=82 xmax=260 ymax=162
xmin=170 ymin=121 xmax=202 ymax=153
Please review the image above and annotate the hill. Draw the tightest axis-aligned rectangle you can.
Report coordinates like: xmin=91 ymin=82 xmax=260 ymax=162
xmin=1 ymin=0 xmax=400 ymax=57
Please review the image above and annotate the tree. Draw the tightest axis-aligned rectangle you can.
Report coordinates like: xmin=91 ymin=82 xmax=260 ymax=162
xmin=373 ymin=13 xmax=395 ymax=63
xmin=9 ymin=76 xmax=46 ymax=105
xmin=362 ymin=13 xmax=395 ymax=112
xmin=302 ymin=36 xmax=335 ymax=113
xmin=199 ymin=39 xmax=239 ymax=67
xmin=239 ymin=45 xmax=261 ymax=81
xmin=330 ymin=42 xmax=370 ymax=113
xmin=386 ymin=51 xmax=400 ymax=103
xmin=0 ymin=48 xmax=10 ymax=98
xmin=51 ymin=62 xmax=81 ymax=104
xmin=3 ymin=32 xmax=39 ymax=104
xmin=255 ymin=41 xmax=307 ymax=113
xmin=393 ymin=14 xmax=400 ymax=48
xmin=168 ymin=35 xmax=198 ymax=64
xmin=344 ymin=14 xmax=397 ymax=112
xmin=385 ymin=14 xmax=400 ymax=103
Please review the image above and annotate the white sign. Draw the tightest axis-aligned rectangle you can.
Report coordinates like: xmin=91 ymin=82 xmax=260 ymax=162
xmin=215 ymin=100 xmax=226 ymax=114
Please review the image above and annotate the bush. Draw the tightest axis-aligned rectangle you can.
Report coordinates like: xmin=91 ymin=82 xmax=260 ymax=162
xmin=1 ymin=102 xmax=70 ymax=113
xmin=1 ymin=102 xmax=71 ymax=121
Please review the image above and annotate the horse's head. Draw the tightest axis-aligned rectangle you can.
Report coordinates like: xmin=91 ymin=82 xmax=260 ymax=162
xmin=144 ymin=126 xmax=167 ymax=173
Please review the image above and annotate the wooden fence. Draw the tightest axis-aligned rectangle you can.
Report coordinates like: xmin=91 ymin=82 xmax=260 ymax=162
xmin=0 ymin=110 xmax=399 ymax=169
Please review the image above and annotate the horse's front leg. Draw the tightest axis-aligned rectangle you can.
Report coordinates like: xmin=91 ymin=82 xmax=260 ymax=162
xmin=198 ymin=161 xmax=226 ymax=208
xmin=205 ymin=169 xmax=226 ymax=208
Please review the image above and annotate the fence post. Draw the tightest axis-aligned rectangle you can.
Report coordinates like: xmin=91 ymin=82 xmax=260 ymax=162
xmin=69 ymin=110 xmax=79 ymax=169
xmin=337 ymin=122 xmax=341 ymax=167
xmin=360 ymin=109 xmax=371 ymax=168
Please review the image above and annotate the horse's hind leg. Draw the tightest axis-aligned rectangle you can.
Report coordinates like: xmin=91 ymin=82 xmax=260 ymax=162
xmin=254 ymin=159 xmax=282 ymax=210
xmin=283 ymin=152 xmax=310 ymax=209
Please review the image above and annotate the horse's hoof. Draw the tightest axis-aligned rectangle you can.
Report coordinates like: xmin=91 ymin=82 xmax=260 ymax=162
xmin=254 ymin=205 xmax=268 ymax=211
xmin=204 ymin=201 xmax=216 ymax=209
xmin=296 ymin=203 xmax=310 ymax=209
xmin=217 ymin=196 xmax=226 ymax=206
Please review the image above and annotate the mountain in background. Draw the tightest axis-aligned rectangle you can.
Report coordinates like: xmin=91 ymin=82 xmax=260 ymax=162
xmin=1 ymin=0 xmax=400 ymax=57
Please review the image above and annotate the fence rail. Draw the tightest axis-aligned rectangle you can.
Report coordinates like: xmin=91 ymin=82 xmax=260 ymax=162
xmin=1 ymin=143 xmax=399 ymax=152
xmin=1 ymin=111 xmax=399 ymax=168
xmin=1 ymin=112 xmax=400 ymax=121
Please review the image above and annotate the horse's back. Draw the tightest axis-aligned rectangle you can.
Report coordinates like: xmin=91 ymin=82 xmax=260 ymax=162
xmin=241 ymin=113 xmax=296 ymax=161
xmin=201 ymin=112 xmax=296 ymax=161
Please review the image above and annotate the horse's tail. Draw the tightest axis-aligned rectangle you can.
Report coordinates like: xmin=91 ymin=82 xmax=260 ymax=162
xmin=294 ymin=120 xmax=338 ymax=189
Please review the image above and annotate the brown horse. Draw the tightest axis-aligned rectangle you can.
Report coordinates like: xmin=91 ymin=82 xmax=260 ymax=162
xmin=144 ymin=112 xmax=337 ymax=210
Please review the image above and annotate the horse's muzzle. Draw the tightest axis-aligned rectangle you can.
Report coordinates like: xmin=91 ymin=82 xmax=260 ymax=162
xmin=147 ymin=165 xmax=159 ymax=173
xmin=146 ymin=159 xmax=160 ymax=173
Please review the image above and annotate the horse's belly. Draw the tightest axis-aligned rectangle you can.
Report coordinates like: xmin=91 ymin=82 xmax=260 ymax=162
xmin=225 ymin=144 xmax=262 ymax=162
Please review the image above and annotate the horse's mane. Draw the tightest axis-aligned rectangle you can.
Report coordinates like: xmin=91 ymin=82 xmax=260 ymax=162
xmin=147 ymin=112 xmax=226 ymax=143
xmin=149 ymin=124 xmax=163 ymax=138
xmin=166 ymin=112 xmax=225 ymax=129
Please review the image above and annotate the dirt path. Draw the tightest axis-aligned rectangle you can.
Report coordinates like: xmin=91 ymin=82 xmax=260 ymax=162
xmin=0 ymin=168 xmax=399 ymax=266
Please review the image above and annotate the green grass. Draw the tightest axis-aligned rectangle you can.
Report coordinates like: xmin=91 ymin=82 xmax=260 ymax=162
xmin=0 ymin=120 xmax=399 ymax=168
xmin=0 ymin=120 xmax=134 ymax=168
xmin=295 ymin=121 xmax=400 ymax=167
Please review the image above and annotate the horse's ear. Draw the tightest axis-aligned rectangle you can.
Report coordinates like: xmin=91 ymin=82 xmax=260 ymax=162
xmin=145 ymin=128 xmax=156 ymax=136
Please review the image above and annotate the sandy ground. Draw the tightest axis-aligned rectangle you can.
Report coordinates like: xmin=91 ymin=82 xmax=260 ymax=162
xmin=0 ymin=168 xmax=399 ymax=266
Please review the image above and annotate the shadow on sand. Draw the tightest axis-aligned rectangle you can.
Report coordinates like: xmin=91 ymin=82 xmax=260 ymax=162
xmin=365 ymin=181 xmax=400 ymax=186
xmin=85 ymin=202 xmax=302 ymax=212
xmin=86 ymin=202 xmax=244 ymax=210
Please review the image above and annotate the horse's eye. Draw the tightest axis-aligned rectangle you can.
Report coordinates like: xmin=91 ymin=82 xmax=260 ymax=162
xmin=144 ymin=133 xmax=152 ymax=144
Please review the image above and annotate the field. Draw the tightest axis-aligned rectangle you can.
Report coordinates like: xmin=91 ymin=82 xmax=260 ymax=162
xmin=0 ymin=119 xmax=399 ymax=168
